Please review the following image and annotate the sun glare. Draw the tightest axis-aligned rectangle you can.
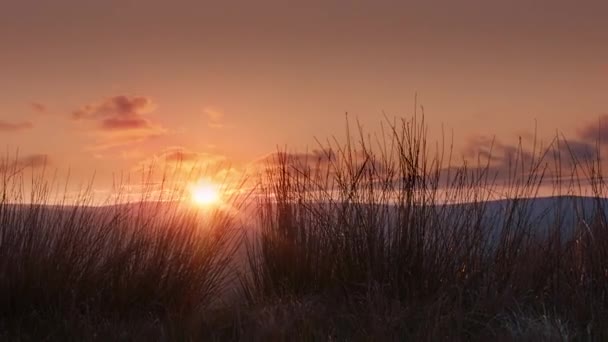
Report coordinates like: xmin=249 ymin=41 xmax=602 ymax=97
xmin=190 ymin=181 xmax=221 ymax=206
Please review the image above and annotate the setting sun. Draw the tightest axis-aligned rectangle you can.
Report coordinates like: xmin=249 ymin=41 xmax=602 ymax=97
xmin=190 ymin=181 xmax=221 ymax=206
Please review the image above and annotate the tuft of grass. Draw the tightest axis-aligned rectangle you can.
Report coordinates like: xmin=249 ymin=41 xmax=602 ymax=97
xmin=240 ymin=113 xmax=608 ymax=340
xmin=0 ymin=161 xmax=247 ymax=339
xmin=497 ymin=310 xmax=572 ymax=342
xmin=4 ymin=112 xmax=608 ymax=340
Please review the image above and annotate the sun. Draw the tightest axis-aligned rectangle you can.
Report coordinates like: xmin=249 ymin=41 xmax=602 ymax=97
xmin=190 ymin=181 xmax=221 ymax=206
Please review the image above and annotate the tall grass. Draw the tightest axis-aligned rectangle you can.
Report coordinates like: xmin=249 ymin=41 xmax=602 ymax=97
xmin=241 ymin=114 xmax=608 ymax=340
xmin=3 ymin=113 xmax=608 ymax=340
xmin=0 ymin=161 xmax=246 ymax=340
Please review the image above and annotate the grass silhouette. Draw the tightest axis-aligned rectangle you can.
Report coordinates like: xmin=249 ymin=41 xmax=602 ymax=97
xmin=2 ymin=115 xmax=608 ymax=340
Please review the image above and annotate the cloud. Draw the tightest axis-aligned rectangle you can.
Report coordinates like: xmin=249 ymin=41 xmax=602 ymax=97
xmin=136 ymin=147 xmax=228 ymax=173
xmin=251 ymin=148 xmax=393 ymax=182
xmin=254 ymin=149 xmax=337 ymax=172
xmin=461 ymin=113 xmax=608 ymax=172
xmin=258 ymin=149 xmax=336 ymax=164
xmin=17 ymin=154 xmax=49 ymax=169
xmin=72 ymin=95 xmax=156 ymax=122
xmin=0 ymin=120 xmax=34 ymax=132
xmin=72 ymin=95 xmax=166 ymax=149
xmin=461 ymin=135 xmax=502 ymax=162
xmin=462 ymin=135 xmax=544 ymax=163
xmin=577 ymin=114 xmax=608 ymax=143
xmin=555 ymin=139 xmax=596 ymax=162
xmin=0 ymin=154 xmax=49 ymax=173
xmin=203 ymin=107 xmax=225 ymax=128
xmin=162 ymin=149 xmax=204 ymax=163
xmin=30 ymin=102 xmax=47 ymax=114
xmin=125 ymin=147 xmax=238 ymax=191
xmin=455 ymin=130 xmax=604 ymax=187
xmin=456 ymin=135 xmax=552 ymax=183
xmin=100 ymin=117 xmax=151 ymax=130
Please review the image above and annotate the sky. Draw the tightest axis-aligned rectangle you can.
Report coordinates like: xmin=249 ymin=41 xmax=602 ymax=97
xmin=1 ymin=0 xmax=607 ymax=196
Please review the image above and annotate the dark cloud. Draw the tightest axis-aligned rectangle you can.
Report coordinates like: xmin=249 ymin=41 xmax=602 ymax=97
xmin=100 ymin=117 xmax=152 ymax=130
xmin=72 ymin=95 xmax=158 ymax=131
xmin=163 ymin=149 xmax=203 ymax=163
xmin=30 ymin=102 xmax=47 ymax=114
xmin=137 ymin=147 xmax=227 ymax=171
xmin=18 ymin=154 xmax=49 ymax=168
xmin=556 ymin=139 xmax=596 ymax=162
xmin=462 ymin=135 xmax=536 ymax=167
xmin=0 ymin=154 xmax=49 ymax=173
xmin=253 ymin=148 xmax=395 ymax=183
xmin=452 ymin=134 xmax=572 ymax=186
xmin=456 ymin=131 xmax=603 ymax=186
xmin=577 ymin=114 xmax=608 ymax=143
xmin=72 ymin=95 xmax=155 ymax=122
xmin=72 ymin=95 xmax=166 ymax=149
xmin=254 ymin=149 xmax=338 ymax=174
xmin=260 ymin=149 xmax=336 ymax=165
xmin=0 ymin=120 xmax=33 ymax=132
xmin=461 ymin=136 xmax=502 ymax=162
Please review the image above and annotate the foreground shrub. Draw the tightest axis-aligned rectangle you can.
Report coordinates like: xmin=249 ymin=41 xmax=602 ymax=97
xmin=3 ymin=113 xmax=608 ymax=340
xmin=0 ymin=164 xmax=245 ymax=336
xmin=242 ymin=114 xmax=608 ymax=340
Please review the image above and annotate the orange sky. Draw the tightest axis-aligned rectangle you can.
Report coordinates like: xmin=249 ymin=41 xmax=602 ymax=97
xmin=1 ymin=0 xmax=607 ymax=194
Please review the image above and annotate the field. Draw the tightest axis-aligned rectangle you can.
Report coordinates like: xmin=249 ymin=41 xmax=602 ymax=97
xmin=2 ymin=116 xmax=608 ymax=341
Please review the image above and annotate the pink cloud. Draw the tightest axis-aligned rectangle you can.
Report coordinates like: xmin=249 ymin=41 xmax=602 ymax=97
xmin=30 ymin=102 xmax=47 ymax=114
xmin=0 ymin=120 xmax=33 ymax=132
xmin=72 ymin=95 xmax=166 ymax=149
xmin=101 ymin=117 xmax=153 ymax=130
xmin=203 ymin=107 xmax=226 ymax=128
xmin=578 ymin=114 xmax=608 ymax=143
xmin=0 ymin=154 xmax=49 ymax=173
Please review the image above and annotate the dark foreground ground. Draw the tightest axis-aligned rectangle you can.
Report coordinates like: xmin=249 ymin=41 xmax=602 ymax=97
xmin=1 ymin=195 xmax=607 ymax=341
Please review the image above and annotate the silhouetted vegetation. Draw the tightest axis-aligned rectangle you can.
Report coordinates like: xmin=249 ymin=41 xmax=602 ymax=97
xmin=2 ymin=115 xmax=608 ymax=340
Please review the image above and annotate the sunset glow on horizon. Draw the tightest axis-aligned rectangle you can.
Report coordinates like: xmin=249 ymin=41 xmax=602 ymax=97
xmin=4 ymin=3 xmax=608 ymax=339
xmin=1 ymin=1 xmax=607 ymax=196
